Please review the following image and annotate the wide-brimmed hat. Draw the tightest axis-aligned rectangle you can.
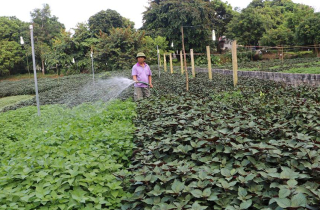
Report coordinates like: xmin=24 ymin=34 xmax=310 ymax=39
xmin=136 ymin=52 xmax=146 ymax=59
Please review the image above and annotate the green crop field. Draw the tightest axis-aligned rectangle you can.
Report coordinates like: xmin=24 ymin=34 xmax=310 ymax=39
xmin=219 ymin=57 xmax=320 ymax=74
xmin=0 ymin=95 xmax=34 ymax=110
xmin=1 ymin=67 xmax=320 ymax=209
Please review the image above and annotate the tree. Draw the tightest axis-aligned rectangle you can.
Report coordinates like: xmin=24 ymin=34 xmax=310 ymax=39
xmin=226 ymin=0 xmax=316 ymax=47
xmin=0 ymin=16 xmax=21 ymax=41
xmin=260 ymin=25 xmax=294 ymax=46
xmin=46 ymin=30 xmax=75 ymax=75
xmin=285 ymin=4 xmax=314 ymax=33
xmin=226 ymin=8 xmax=266 ymax=46
xmin=0 ymin=40 xmax=23 ymax=76
xmin=95 ymin=27 xmax=145 ymax=70
xmin=72 ymin=23 xmax=99 ymax=73
xmin=142 ymin=0 xmax=232 ymax=52
xmin=88 ymin=9 xmax=127 ymax=35
xmin=209 ymin=0 xmax=234 ymax=52
xmin=31 ymin=3 xmax=65 ymax=74
xmin=295 ymin=13 xmax=320 ymax=56
xmin=0 ymin=16 xmax=30 ymax=76
xmin=138 ymin=36 xmax=169 ymax=65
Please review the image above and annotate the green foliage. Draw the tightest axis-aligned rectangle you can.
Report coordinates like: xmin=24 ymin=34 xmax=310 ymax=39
xmin=96 ymin=27 xmax=145 ymax=70
xmin=0 ymin=95 xmax=33 ymax=110
xmin=260 ymin=25 xmax=294 ymax=46
xmin=0 ymin=40 xmax=24 ymax=76
xmin=195 ymin=55 xmax=222 ymax=66
xmin=31 ymin=4 xmax=65 ymax=46
xmin=30 ymin=3 xmax=65 ymax=74
xmin=72 ymin=23 xmax=100 ymax=73
xmin=142 ymin=0 xmax=233 ymax=52
xmin=0 ymin=74 xmax=99 ymax=113
xmin=227 ymin=0 xmax=315 ymax=46
xmin=0 ymin=100 xmax=136 ymax=209
xmin=0 ymin=16 xmax=29 ymax=76
xmin=139 ymin=36 xmax=169 ymax=65
xmin=47 ymin=30 xmax=78 ymax=75
xmin=88 ymin=9 xmax=128 ymax=35
xmin=226 ymin=8 xmax=266 ymax=46
xmin=295 ymin=13 xmax=320 ymax=46
xmin=283 ymin=67 xmax=320 ymax=74
xmin=0 ymin=16 xmax=22 ymax=41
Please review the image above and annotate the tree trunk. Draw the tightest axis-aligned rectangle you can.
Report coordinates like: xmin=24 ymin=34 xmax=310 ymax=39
xmin=315 ymin=43 xmax=320 ymax=57
xmin=41 ymin=59 xmax=45 ymax=75
xmin=56 ymin=64 xmax=60 ymax=76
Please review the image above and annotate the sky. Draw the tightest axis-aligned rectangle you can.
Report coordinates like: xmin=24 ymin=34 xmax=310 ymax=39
xmin=0 ymin=0 xmax=319 ymax=32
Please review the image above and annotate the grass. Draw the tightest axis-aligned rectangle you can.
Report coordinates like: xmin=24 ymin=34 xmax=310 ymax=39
xmin=0 ymin=73 xmax=62 ymax=82
xmin=239 ymin=68 xmax=258 ymax=71
xmin=0 ymin=95 xmax=34 ymax=110
xmin=282 ymin=67 xmax=320 ymax=74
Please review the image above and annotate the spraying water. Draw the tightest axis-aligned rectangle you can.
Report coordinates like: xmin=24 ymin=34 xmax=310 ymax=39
xmin=59 ymin=77 xmax=135 ymax=106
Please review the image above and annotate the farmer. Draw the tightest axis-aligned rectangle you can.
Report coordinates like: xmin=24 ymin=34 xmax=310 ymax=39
xmin=132 ymin=52 xmax=153 ymax=101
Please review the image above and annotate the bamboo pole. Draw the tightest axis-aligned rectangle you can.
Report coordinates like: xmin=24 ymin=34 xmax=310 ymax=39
xmin=180 ymin=50 xmax=184 ymax=74
xmin=190 ymin=49 xmax=195 ymax=77
xmin=170 ymin=53 xmax=173 ymax=74
xmin=232 ymin=41 xmax=238 ymax=87
xmin=163 ymin=54 xmax=167 ymax=72
xmin=181 ymin=26 xmax=189 ymax=91
xmin=206 ymin=46 xmax=212 ymax=80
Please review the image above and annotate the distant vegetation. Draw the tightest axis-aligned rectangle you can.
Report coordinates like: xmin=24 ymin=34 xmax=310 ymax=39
xmin=0 ymin=0 xmax=320 ymax=77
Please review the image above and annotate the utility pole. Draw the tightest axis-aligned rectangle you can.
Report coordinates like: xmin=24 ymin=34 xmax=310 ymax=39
xmin=181 ymin=26 xmax=189 ymax=91
xmin=30 ymin=25 xmax=41 ymax=116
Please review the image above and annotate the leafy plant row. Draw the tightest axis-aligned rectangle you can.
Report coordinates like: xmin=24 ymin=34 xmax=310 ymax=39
xmin=123 ymin=72 xmax=320 ymax=209
xmin=0 ymin=100 xmax=136 ymax=209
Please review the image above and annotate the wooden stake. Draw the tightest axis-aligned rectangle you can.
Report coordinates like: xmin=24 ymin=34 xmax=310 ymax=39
xmin=170 ymin=53 xmax=173 ymax=74
xmin=180 ymin=50 xmax=184 ymax=74
xmin=190 ymin=49 xmax=195 ymax=77
xmin=163 ymin=54 xmax=167 ymax=72
xmin=232 ymin=41 xmax=238 ymax=87
xmin=206 ymin=46 xmax=212 ymax=80
xmin=281 ymin=46 xmax=284 ymax=63
xmin=181 ymin=26 xmax=189 ymax=91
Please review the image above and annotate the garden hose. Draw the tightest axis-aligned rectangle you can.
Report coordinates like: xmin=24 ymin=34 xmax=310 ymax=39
xmin=136 ymin=81 xmax=159 ymax=96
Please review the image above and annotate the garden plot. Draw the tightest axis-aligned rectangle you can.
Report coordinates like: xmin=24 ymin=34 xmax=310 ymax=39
xmin=123 ymin=72 xmax=320 ymax=209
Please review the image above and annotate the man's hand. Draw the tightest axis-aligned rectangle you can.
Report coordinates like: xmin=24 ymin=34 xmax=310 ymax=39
xmin=149 ymin=83 xmax=153 ymax=88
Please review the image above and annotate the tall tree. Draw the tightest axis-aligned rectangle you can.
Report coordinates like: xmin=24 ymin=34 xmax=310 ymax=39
xmin=138 ymin=36 xmax=169 ymax=65
xmin=46 ymin=29 xmax=76 ymax=75
xmin=142 ymin=0 xmax=232 ymax=52
xmin=260 ymin=25 xmax=294 ymax=46
xmin=72 ymin=23 xmax=99 ymax=72
xmin=0 ymin=16 xmax=29 ymax=76
xmin=226 ymin=7 xmax=266 ymax=46
xmin=95 ymin=27 xmax=145 ymax=70
xmin=0 ymin=40 xmax=23 ymax=76
xmin=295 ymin=13 xmax=320 ymax=56
xmin=88 ymin=9 xmax=128 ymax=35
xmin=30 ymin=4 xmax=65 ymax=74
xmin=226 ymin=0 xmax=315 ymax=46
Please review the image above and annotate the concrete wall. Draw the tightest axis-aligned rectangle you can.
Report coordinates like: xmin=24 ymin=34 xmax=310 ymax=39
xmin=195 ymin=68 xmax=320 ymax=86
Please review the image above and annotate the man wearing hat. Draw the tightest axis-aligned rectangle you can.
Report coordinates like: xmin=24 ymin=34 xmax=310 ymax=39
xmin=132 ymin=52 xmax=153 ymax=101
